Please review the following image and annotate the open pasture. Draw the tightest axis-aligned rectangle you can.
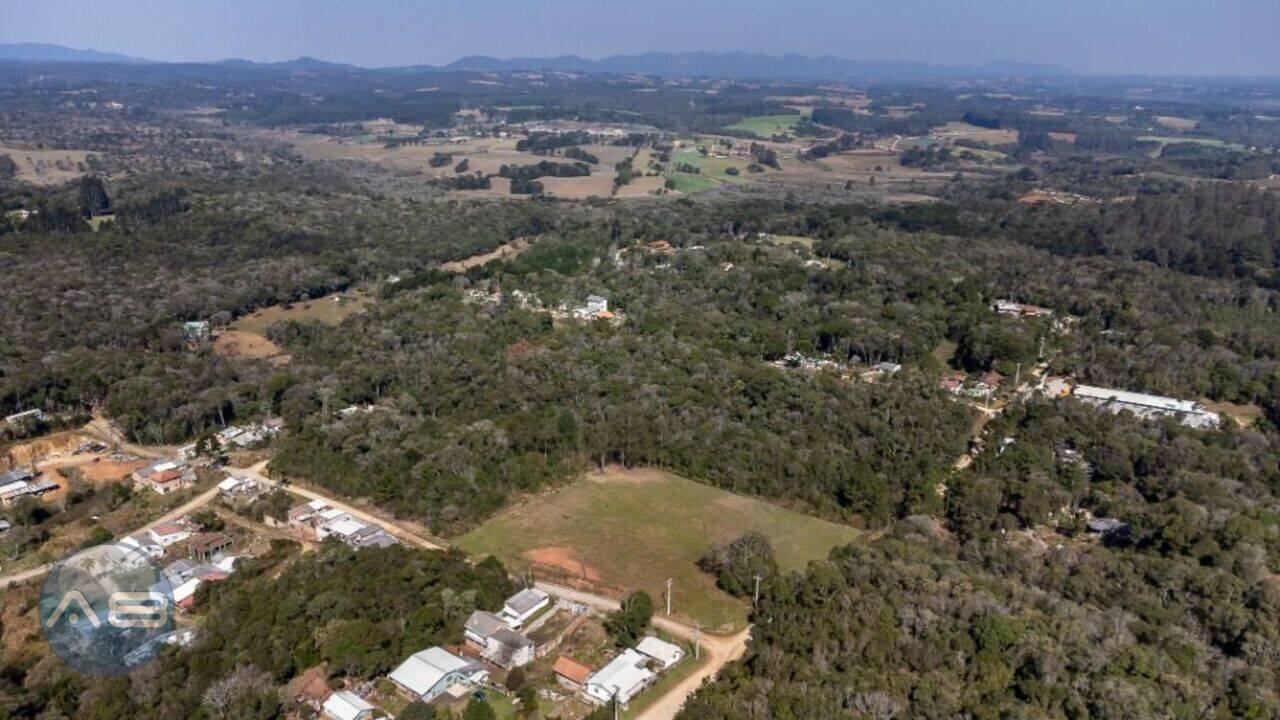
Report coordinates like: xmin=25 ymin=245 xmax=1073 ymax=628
xmin=726 ymin=113 xmax=805 ymax=138
xmin=457 ymin=466 xmax=859 ymax=633
xmin=0 ymin=146 xmax=94 ymax=186
xmin=230 ymin=289 xmax=374 ymax=336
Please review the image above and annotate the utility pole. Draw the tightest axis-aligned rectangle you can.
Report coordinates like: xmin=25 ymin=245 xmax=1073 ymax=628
xmin=753 ymin=574 xmax=762 ymax=606
xmin=694 ymin=621 xmax=702 ymax=660
xmin=612 ymin=687 xmax=620 ymax=720
xmin=665 ymin=578 xmax=673 ymax=616
xmin=1014 ymin=362 xmax=1022 ymax=389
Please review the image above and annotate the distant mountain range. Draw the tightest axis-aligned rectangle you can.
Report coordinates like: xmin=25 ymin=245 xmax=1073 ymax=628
xmin=435 ymin=52 xmax=1071 ymax=79
xmin=0 ymin=43 xmax=1071 ymax=80
xmin=0 ymin=42 xmax=146 ymax=64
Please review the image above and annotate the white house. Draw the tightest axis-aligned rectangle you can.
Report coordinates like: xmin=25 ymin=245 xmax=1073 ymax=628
xmin=464 ymin=610 xmax=507 ymax=649
xmin=464 ymin=611 xmax=535 ymax=668
xmin=318 ymin=515 xmax=368 ymax=542
xmin=321 ymin=690 xmax=376 ymax=720
xmin=585 ymin=649 xmax=656 ymax=706
xmin=501 ymin=587 xmax=550 ymax=629
xmin=389 ymin=647 xmax=489 ymax=702
xmin=148 ymin=522 xmax=193 ymax=548
xmin=636 ymin=636 xmax=685 ymax=670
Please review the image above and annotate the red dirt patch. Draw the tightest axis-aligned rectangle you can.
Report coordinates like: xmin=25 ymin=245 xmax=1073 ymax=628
xmin=525 ymin=546 xmax=604 ymax=583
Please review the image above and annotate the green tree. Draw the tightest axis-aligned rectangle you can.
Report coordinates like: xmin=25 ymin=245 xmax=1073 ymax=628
xmin=399 ymin=702 xmax=436 ymax=720
xmin=463 ymin=698 xmax=496 ymax=720
xmin=605 ymin=590 xmax=653 ymax=647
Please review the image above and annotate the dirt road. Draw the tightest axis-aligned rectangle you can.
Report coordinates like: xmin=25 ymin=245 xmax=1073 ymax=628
xmin=0 ymin=485 xmax=220 ymax=590
xmin=535 ymin=581 xmax=750 ymax=720
xmin=233 ymin=462 xmax=445 ymax=551
xmin=1 ymin=442 xmax=745 ymax=717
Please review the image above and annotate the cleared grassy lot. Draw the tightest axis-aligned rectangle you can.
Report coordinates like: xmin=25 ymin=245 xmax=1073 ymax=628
xmin=230 ymin=289 xmax=374 ymax=335
xmin=457 ymin=467 xmax=858 ymax=633
xmin=727 ymin=113 xmax=804 ymax=138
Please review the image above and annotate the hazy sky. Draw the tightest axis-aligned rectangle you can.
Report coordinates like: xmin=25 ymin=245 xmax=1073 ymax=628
xmin=2 ymin=0 xmax=1278 ymax=76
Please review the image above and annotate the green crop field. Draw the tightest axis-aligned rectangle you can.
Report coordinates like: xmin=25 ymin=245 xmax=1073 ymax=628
xmin=727 ymin=113 xmax=804 ymax=138
xmin=1139 ymin=135 xmax=1247 ymax=153
xmin=457 ymin=467 xmax=859 ymax=633
xmin=666 ymin=172 xmax=719 ymax=193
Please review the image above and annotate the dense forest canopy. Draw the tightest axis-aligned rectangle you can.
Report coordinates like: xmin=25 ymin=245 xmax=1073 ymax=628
xmin=1 ymin=61 xmax=1279 ymax=720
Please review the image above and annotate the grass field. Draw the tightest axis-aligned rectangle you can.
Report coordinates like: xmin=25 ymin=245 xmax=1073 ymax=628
xmin=457 ymin=467 xmax=859 ymax=633
xmin=727 ymin=114 xmax=804 ymax=138
xmin=1139 ymin=135 xmax=1247 ymax=153
xmin=665 ymin=149 xmax=756 ymax=193
xmin=0 ymin=146 xmax=93 ymax=186
xmin=230 ymin=289 xmax=374 ymax=335
xmin=666 ymin=172 xmax=719 ymax=193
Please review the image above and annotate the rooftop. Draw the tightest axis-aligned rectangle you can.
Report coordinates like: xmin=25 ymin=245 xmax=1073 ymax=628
xmin=322 ymin=690 xmax=374 ymax=720
xmin=1073 ymin=385 xmax=1201 ymax=414
xmin=553 ymin=655 xmax=594 ymax=685
xmin=389 ymin=647 xmax=481 ymax=697
xmin=503 ymin=587 xmax=550 ymax=616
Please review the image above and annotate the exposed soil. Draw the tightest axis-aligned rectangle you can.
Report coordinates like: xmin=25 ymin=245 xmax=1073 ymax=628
xmin=525 ymin=545 xmax=604 ymax=583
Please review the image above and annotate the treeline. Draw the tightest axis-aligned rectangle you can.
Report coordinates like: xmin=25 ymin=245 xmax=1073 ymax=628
xmin=997 ymin=184 xmax=1280 ymax=287
xmin=0 ymin=168 xmax=565 ymax=440
xmin=498 ymin=161 xmax=592 ymax=180
xmin=516 ymin=130 xmax=592 ymax=152
xmin=681 ymin=399 xmax=1280 ymax=719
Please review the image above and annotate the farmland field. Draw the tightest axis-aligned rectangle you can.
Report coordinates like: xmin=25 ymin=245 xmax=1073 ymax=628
xmin=726 ymin=113 xmax=804 ymax=138
xmin=457 ymin=467 xmax=859 ymax=633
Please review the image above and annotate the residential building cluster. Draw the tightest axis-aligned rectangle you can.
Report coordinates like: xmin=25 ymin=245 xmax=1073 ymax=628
xmin=283 ymin=499 xmax=398 ymax=549
xmin=374 ymin=585 xmax=684 ymax=712
xmin=938 ymin=370 xmax=1004 ymax=398
xmin=109 ymin=517 xmax=245 ymax=612
xmin=179 ymin=419 xmax=283 ymax=459
xmin=131 ymin=458 xmax=198 ymax=495
xmin=581 ymin=635 xmax=685 ymax=707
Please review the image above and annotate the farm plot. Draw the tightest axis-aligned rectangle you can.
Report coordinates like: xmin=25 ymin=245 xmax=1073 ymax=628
xmin=457 ymin=466 xmax=859 ymax=633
